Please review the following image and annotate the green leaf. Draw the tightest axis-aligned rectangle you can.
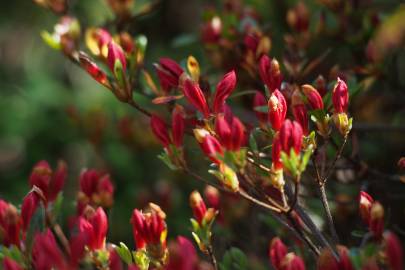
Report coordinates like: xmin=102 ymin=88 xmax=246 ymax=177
xmin=220 ymin=247 xmax=248 ymax=270
xmin=40 ymin=31 xmax=61 ymax=50
xmin=190 ymin=218 xmax=200 ymax=232
xmin=299 ymin=144 xmax=313 ymax=173
xmin=157 ymin=152 xmax=177 ymax=170
xmin=253 ymin=105 xmax=268 ymax=113
xmin=249 ymin=132 xmax=258 ymax=154
xmin=115 ymin=242 xmax=133 ymax=265
xmin=51 ymin=193 xmax=63 ymax=219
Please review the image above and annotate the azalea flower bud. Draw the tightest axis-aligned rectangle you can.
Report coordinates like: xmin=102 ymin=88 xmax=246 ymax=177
xmin=108 ymin=246 xmax=123 ymax=270
xmin=218 ymin=163 xmax=239 ymax=192
xmin=78 ymin=206 xmax=108 ymax=250
xmin=79 ymin=53 xmax=110 ymax=88
xmin=166 ymin=236 xmax=198 ymax=270
xmin=193 ymin=128 xmax=210 ymax=143
xmin=359 ymin=191 xmax=374 ymax=225
xmin=317 ymin=245 xmax=354 ymax=270
xmin=271 ymin=136 xmax=283 ymax=171
xmin=28 ymin=159 xmax=67 ymax=203
xmin=107 ymin=41 xmax=127 ymax=78
xmin=21 ymin=191 xmax=40 ymax=232
xmin=151 ymin=115 xmax=171 ymax=147
xmin=200 ymin=135 xmax=224 ymax=164
xmin=130 ymin=204 xmax=167 ymax=257
xmin=183 ymin=79 xmax=210 ymax=118
xmin=204 ymin=185 xmax=220 ymax=210
xmin=369 ymin=202 xmax=384 ymax=239
xmin=85 ymin=28 xmax=112 ymax=58
xmin=259 ymin=55 xmax=282 ymax=92
xmin=78 ymin=169 xmax=114 ymax=213
xmin=32 ymin=229 xmax=67 ymax=270
xmin=189 ymin=191 xmax=207 ymax=225
xmin=279 ymin=120 xmax=303 ymax=156
xmin=172 ymin=106 xmax=185 ymax=148
xmin=212 ymin=70 xmax=237 ymax=113
xmin=333 ymin=112 xmax=351 ymax=137
xmin=155 ymin=58 xmax=184 ymax=93
xmin=268 ymin=89 xmax=287 ymax=131
xmin=383 ymin=231 xmax=404 ymax=270
xmin=116 ymin=32 xmax=135 ymax=54
xmin=292 ymin=90 xmax=309 ymax=135
xmin=215 ymin=115 xmax=245 ymax=151
xmin=301 ymin=84 xmax=324 ymax=110
xmin=69 ymin=231 xmax=88 ymax=267
xmin=0 ymin=200 xmax=21 ymax=247
xmin=269 ymin=237 xmax=288 ymax=270
xmin=280 ymin=252 xmax=306 ymax=270
xmin=253 ymin=91 xmax=268 ymax=126
xmin=332 ymin=78 xmax=349 ymax=113
xmin=2 ymin=257 xmax=23 ymax=270
xmin=201 ymin=16 xmax=222 ymax=44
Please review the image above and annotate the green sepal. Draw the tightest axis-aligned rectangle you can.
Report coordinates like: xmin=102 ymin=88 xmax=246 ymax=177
xmin=115 ymin=242 xmax=133 ymax=265
xmin=41 ymin=31 xmax=61 ymax=50
xmin=133 ymin=250 xmax=150 ymax=270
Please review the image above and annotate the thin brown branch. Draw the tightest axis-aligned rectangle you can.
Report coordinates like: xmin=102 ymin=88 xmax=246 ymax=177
xmin=207 ymin=245 xmax=218 ymax=270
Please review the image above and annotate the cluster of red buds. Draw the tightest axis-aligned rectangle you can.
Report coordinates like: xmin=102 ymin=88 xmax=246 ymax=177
xmin=130 ymin=203 xmax=168 ymax=268
xmin=77 ymin=169 xmax=115 ymax=214
xmin=356 ymin=191 xmax=404 ymax=269
xmin=189 ymin=191 xmax=218 ymax=254
xmin=269 ymin=237 xmax=306 ymax=270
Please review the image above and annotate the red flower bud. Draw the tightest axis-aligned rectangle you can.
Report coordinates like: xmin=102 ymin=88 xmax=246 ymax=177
xmin=332 ymin=78 xmax=349 ymax=113
xmin=183 ymin=79 xmax=210 ymax=118
xmin=78 ymin=170 xmax=114 ymax=213
xmin=155 ymin=58 xmax=184 ymax=93
xmin=69 ymin=231 xmax=88 ymax=267
xmin=109 ymin=246 xmax=123 ymax=270
xmin=268 ymin=89 xmax=287 ymax=131
xmin=204 ymin=185 xmax=220 ymax=210
xmin=130 ymin=205 xmax=166 ymax=249
xmin=202 ymin=16 xmax=222 ymax=43
xmin=166 ymin=236 xmax=198 ymax=270
xmin=215 ymin=115 xmax=245 ymax=151
xmin=359 ymin=191 xmax=374 ymax=225
xmin=253 ymin=91 xmax=267 ymax=125
xmin=369 ymin=202 xmax=384 ymax=239
xmin=200 ymin=134 xmax=224 ymax=164
xmin=292 ymin=90 xmax=309 ymax=135
xmin=317 ymin=245 xmax=354 ymax=270
xmin=259 ymin=55 xmax=282 ymax=92
xmin=0 ymin=200 xmax=21 ymax=247
xmin=151 ymin=115 xmax=171 ymax=147
xmin=79 ymin=53 xmax=109 ymax=87
xmin=32 ymin=229 xmax=66 ymax=270
xmin=272 ymin=136 xmax=283 ymax=170
xmin=86 ymin=28 xmax=112 ymax=58
xmin=269 ymin=237 xmax=288 ymax=270
xmin=212 ymin=70 xmax=237 ymax=113
xmin=107 ymin=41 xmax=127 ymax=76
xmin=78 ymin=207 xmax=108 ymax=250
xmin=279 ymin=120 xmax=303 ymax=155
xmin=21 ymin=192 xmax=40 ymax=232
xmin=281 ymin=253 xmax=306 ymax=270
xmin=302 ymin=84 xmax=324 ymax=110
xmin=3 ymin=258 xmax=23 ymax=270
xmin=384 ymin=231 xmax=404 ymax=270
xmin=29 ymin=160 xmax=67 ymax=203
xmin=189 ymin=191 xmax=207 ymax=225
xmin=172 ymin=106 xmax=185 ymax=148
